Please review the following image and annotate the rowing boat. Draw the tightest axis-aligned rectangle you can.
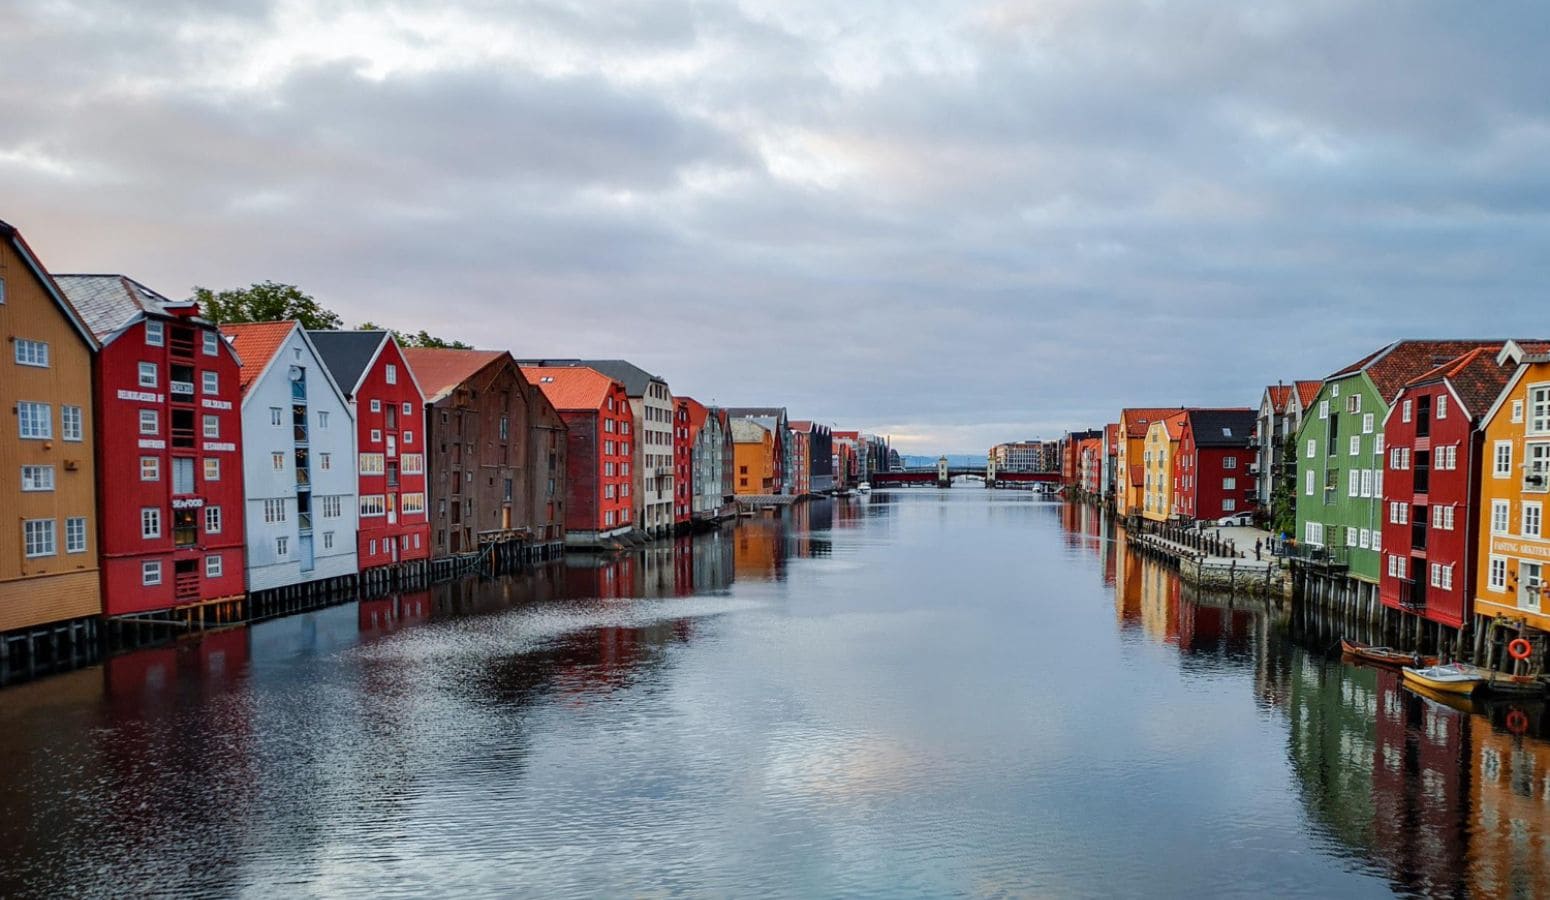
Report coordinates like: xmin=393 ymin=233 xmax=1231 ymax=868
xmin=1341 ymin=639 xmax=1438 ymax=668
xmin=1402 ymin=663 xmax=1485 ymax=696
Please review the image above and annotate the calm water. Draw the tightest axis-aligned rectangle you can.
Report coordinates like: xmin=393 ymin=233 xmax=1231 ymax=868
xmin=3 ymin=489 xmax=1549 ymax=898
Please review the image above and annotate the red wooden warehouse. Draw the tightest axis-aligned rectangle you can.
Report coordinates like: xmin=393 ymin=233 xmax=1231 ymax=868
xmin=521 ymin=365 xmax=635 ymax=547
xmin=1379 ymin=347 xmax=1510 ymax=633
xmin=1172 ymin=409 xmax=1257 ymax=523
xmin=673 ymin=396 xmax=697 ymax=530
xmin=309 ymin=331 xmax=431 ymax=574
xmin=54 ymin=275 xmax=247 ymax=619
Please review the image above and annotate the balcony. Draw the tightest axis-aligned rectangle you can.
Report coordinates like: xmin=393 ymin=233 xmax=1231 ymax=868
xmin=170 ymin=380 xmax=195 ymax=397
xmin=169 ymin=328 xmax=196 ymax=359
xmin=1397 ymin=578 xmax=1426 ymax=612
xmin=1285 ymin=542 xmax=1348 ymax=569
xmin=298 ymin=511 xmax=313 ymax=533
xmin=1526 ymin=468 xmax=1549 ymax=494
xmin=295 ymin=467 xmax=311 ymax=489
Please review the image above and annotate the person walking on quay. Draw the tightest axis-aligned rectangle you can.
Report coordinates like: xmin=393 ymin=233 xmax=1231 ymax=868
xmin=1254 ymin=539 xmax=1262 ymax=561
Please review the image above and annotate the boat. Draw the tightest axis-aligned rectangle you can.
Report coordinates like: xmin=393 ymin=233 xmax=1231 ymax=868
xmin=1340 ymin=638 xmax=1438 ymax=668
xmin=1402 ymin=663 xmax=1486 ymax=697
xmin=1402 ymin=679 xmax=1483 ymax=715
xmin=1450 ymin=662 xmax=1546 ymax=697
xmin=857 ymin=482 xmax=872 ymax=493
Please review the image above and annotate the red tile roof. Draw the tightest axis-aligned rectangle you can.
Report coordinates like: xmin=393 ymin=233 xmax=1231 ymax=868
xmin=789 ymin=419 xmax=813 ymax=432
xmin=1129 ymin=464 xmax=1145 ymax=487
xmin=520 ymin=365 xmax=622 ymax=412
xmin=401 ymin=348 xmax=506 ymax=403
xmin=1120 ymin=407 xmax=1185 ymax=438
xmin=1105 ymin=423 xmax=1119 ymax=454
xmin=1330 ymin=340 xmax=1506 ymax=401
xmin=221 ymin=321 xmax=297 ymax=394
xmin=681 ymin=396 xmax=709 ymax=432
xmin=1265 ymin=384 xmax=1292 ymax=413
xmin=1159 ymin=409 xmax=1189 ymax=440
xmin=1294 ymin=380 xmax=1323 ymax=410
xmin=1404 ymin=346 xmax=1514 ymax=418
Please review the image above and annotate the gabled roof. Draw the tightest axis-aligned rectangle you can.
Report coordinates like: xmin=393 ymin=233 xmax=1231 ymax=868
xmin=1120 ymin=407 xmax=1185 ymax=438
xmin=53 ymin=273 xmax=197 ymax=341
xmin=681 ymin=396 xmax=709 ymax=432
xmin=1157 ymin=410 xmax=1189 ymax=441
xmin=401 ymin=348 xmax=506 ymax=403
xmin=1129 ymin=464 xmax=1144 ymax=487
xmin=1403 ymin=346 xmax=1515 ymax=419
xmin=731 ymin=419 xmax=769 ymax=442
xmin=307 ymin=330 xmax=390 ymax=396
xmin=221 ymin=321 xmax=298 ymax=393
xmin=1294 ymin=380 xmax=1323 ymax=410
xmin=0 ymin=220 xmax=97 ymax=350
xmin=520 ymin=365 xmax=622 ymax=412
xmin=1184 ymin=408 xmax=1257 ymax=448
xmin=789 ymin=419 xmax=813 ymax=433
xmin=1104 ymin=423 xmax=1119 ymax=452
xmin=1327 ymin=340 xmax=1507 ymax=401
xmin=516 ymin=358 xmax=664 ymax=396
xmin=1264 ymin=384 xmax=1292 ymax=413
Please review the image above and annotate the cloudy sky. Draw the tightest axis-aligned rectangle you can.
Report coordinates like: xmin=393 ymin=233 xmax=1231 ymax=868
xmin=4 ymin=1 xmax=1548 ymax=452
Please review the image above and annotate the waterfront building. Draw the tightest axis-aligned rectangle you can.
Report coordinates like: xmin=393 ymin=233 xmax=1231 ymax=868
xmin=0 ymin=221 xmax=102 ymax=644
xmin=1141 ymin=411 xmax=1188 ymax=523
xmin=726 ymin=408 xmax=790 ymax=493
xmin=788 ymin=420 xmax=814 ymax=496
xmin=732 ymin=419 xmax=774 ymax=494
xmin=524 ymin=361 xmax=674 ymax=536
xmin=1172 ymin=409 xmax=1257 ymax=523
xmin=673 ymin=396 xmax=697 ymax=528
xmin=798 ymin=422 xmax=835 ymax=493
xmin=684 ymin=399 xmax=728 ymax=522
xmin=405 ymin=349 xmax=566 ymax=557
xmin=224 ymin=321 xmax=358 ymax=593
xmin=1101 ymin=423 xmax=1119 ymax=502
xmin=56 ymin=275 xmax=247 ymax=619
xmin=1062 ymin=430 xmax=1103 ymax=486
xmin=1116 ymin=409 xmax=1182 ymax=518
xmin=521 ymin=365 xmax=634 ymax=546
xmin=1378 ymin=346 xmax=1512 ymax=653
xmin=1076 ymin=435 xmax=1104 ymax=496
xmin=1255 ymin=381 xmax=1322 ymax=509
xmin=712 ymin=407 xmax=735 ymax=506
xmin=832 ymin=430 xmax=859 ymax=489
xmin=1295 ymin=340 xmax=1500 ymax=612
xmin=309 ymin=331 xmax=431 ymax=573
xmin=990 ymin=441 xmax=1043 ymax=473
xmin=1471 ymin=340 xmax=1550 ymax=661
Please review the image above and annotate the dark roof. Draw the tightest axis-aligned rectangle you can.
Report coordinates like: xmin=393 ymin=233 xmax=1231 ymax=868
xmin=53 ymin=273 xmax=193 ymax=339
xmin=725 ymin=406 xmax=787 ymax=419
xmin=515 ymin=358 xmax=664 ymax=396
xmin=1185 ymin=408 xmax=1257 ymax=448
xmin=308 ymin=330 xmax=388 ymax=396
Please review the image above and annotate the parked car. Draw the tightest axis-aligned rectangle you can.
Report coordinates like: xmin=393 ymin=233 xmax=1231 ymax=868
xmin=1215 ymin=512 xmax=1255 ymax=527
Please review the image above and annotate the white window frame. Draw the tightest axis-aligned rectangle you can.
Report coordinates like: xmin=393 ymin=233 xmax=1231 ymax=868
xmin=18 ymin=401 xmax=52 ymax=439
xmin=203 ymin=414 xmax=220 ymax=439
xmin=142 ymin=560 xmax=162 ymax=585
xmin=1493 ymin=499 xmax=1511 ymax=534
xmin=205 ymin=505 xmax=222 ymax=534
xmin=140 ymin=409 xmax=158 ymax=435
xmin=20 ymin=465 xmax=55 ymax=492
xmin=65 ymin=516 xmax=87 ymax=554
xmin=1525 ymin=501 xmax=1543 ymax=538
xmin=1349 ymin=435 xmax=1361 ymax=456
xmin=145 ymin=320 xmax=164 ymax=347
xmin=203 ymin=331 xmax=219 ymax=356
xmin=14 ymin=338 xmax=49 ymax=367
xmin=61 ymin=405 xmax=82 ymax=442
xmin=23 ymin=519 xmax=56 ymax=558
xmin=1494 ymin=441 xmax=1512 ymax=478
xmin=203 ymin=371 xmax=219 ymax=395
xmin=385 ymin=364 xmax=397 ymax=385
xmin=138 ymin=361 xmax=158 ymax=388
xmin=204 ymin=458 xmax=220 ymax=482
xmin=141 ymin=507 xmax=162 ymax=539
xmin=1490 ymin=556 xmax=1508 ymax=592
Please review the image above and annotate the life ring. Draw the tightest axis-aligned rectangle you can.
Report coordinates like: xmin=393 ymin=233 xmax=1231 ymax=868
xmin=1507 ymin=709 xmax=1530 ymax=735
xmin=1508 ymin=638 xmax=1533 ymax=661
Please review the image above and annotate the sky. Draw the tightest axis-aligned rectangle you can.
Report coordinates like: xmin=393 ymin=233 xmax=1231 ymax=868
xmin=3 ymin=1 xmax=1549 ymax=454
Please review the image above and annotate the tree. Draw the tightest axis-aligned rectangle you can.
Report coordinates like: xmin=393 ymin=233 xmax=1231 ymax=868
xmin=1269 ymin=433 xmax=1298 ymax=537
xmin=357 ymin=322 xmax=470 ymax=349
xmin=193 ymin=281 xmax=343 ymax=330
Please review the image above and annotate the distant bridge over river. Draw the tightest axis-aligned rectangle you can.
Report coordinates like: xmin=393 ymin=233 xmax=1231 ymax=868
xmin=869 ymin=467 xmax=1060 ymax=490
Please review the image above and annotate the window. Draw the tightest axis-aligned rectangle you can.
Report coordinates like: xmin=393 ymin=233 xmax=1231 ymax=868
xmin=145 ymin=320 xmax=164 ymax=346
xmin=320 ymin=495 xmax=342 ymax=518
xmin=203 ymin=415 xmax=220 ymax=438
xmin=1436 ymin=395 xmax=1447 ymax=420
xmin=203 ymin=371 xmax=218 ymax=395
xmin=318 ymin=411 xmax=330 ymax=429
xmin=1430 ymin=563 xmax=1442 ymax=588
xmin=1348 ymin=469 xmax=1360 ymax=498
xmin=320 ymin=452 xmax=332 ymax=471
xmin=272 ymin=452 xmax=285 ymax=471
xmin=385 ymin=364 xmax=397 ymax=385
xmin=1222 ymin=477 xmax=1236 ymax=490
xmin=23 ymin=519 xmax=55 ymax=557
xmin=371 ymin=429 xmax=382 ymax=443
xmin=402 ymin=493 xmax=425 ymax=515
xmin=21 ymin=465 xmax=54 ymax=491
xmin=1349 ymin=435 xmax=1360 ymax=456
xmin=61 ymin=405 xmax=82 ymax=441
xmin=1493 ymin=499 xmax=1511 ymax=534
xmin=14 ymin=338 xmax=49 ymax=367
xmin=1532 ymin=385 xmax=1550 ymax=434
xmin=1374 ymin=435 xmax=1384 ymax=457
xmin=65 ymin=517 xmax=87 ymax=553
xmin=1223 ymin=498 xmax=1236 ymax=511
xmin=200 ymin=554 xmax=221 ymax=579
xmin=271 ymin=407 xmax=283 ymax=426
xmin=1346 ymin=527 xmax=1358 ymax=548
xmin=141 ymin=507 xmax=161 ymax=539
xmin=203 ymin=331 xmax=219 ymax=356
xmin=404 ymin=430 xmax=414 ymax=445
xmin=323 ymin=532 xmax=334 ymax=550
xmin=369 ymin=539 xmax=377 ymax=556
xmin=139 ymin=456 xmax=160 ymax=481
xmin=138 ymin=362 xmax=158 ymax=387
xmin=1526 ymin=502 xmax=1543 ymax=538
xmin=1223 ymin=457 xmax=1236 ymax=469
xmin=18 ymin=402 xmax=51 ymax=439
xmin=1495 ymin=441 xmax=1513 ymax=478
xmin=263 ymin=499 xmax=287 ymax=523
xmin=205 ymin=505 xmax=222 ymax=534
xmin=402 ymin=402 xmax=412 ymax=416
xmin=401 ymin=453 xmax=422 ymax=474
xmin=276 ymin=536 xmax=289 ymax=557
xmin=359 ymin=495 xmax=386 ymax=517
xmin=1490 ymin=556 xmax=1508 ymax=592
xmin=1319 ymin=400 xmax=1329 ymax=419
xmin=371 ymin=399 xmax=381 ymax=413
xmin=1359 ymin=528 xmax=1370 ymax=549
xmin=142 ymin=560 xmax=162 ymax=586
xmin=139 ymin=409 xmax=158 ymax=435
xmin=1513 ymin=400 xmax=1525 ymax=423
xmin=1359 ymin=469 xmax=1373 ymax=498
xmin=204 ymin=458 xmax=220 ymax=482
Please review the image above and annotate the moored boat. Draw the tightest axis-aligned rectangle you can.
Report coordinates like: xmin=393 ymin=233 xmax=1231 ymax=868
xmin=1340 ymin=638 xmax=1438 ymax=668
xmin=1449 ymin=662 xmax=1546 ymax=697
xmin=1402 ymin=663 xmax=1486 ymax=697
xmin=857 ymin=482 xmax=872 ymax=493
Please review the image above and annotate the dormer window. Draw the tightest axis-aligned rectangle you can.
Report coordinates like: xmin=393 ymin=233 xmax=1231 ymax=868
xmin=145 ymin=320 xmax=164 ymax=347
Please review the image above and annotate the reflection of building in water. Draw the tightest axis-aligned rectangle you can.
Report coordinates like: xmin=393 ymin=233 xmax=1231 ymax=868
xmin=832 ymin=496 xmax=866 ymax=529
xmin=105 ymin=626 xmax=251 ymax=698
xmin=735 ymin=517 xmax=784 ymax=581
xmin=1138 ymin=555 xmax=1180 ymax=645
xmin=1285 ymin=654 xmax=1378 ymax=857
xmin=563 ymin=554 xmax=640 ymax=600
xmin=1113 ymin=533 xmax=1143 ymax=626
xmin=1175 ymin=591 xmax=1255 ymax=657
xmin=690 ymin=530 xmax=736 ymax=595
xmin=1467 ymin=712 xmax=1550 ymax=897
xmin=356 ymin=591 xmax=432 ymax=639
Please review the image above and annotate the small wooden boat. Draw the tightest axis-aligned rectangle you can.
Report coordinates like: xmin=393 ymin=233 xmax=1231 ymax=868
xmin=1450 ymin=662 xmax=1546 ymax=697
xmin=1402 ymin=680 xmax=1482 ymax=715
xmin=1341 ymin=639 xmax=1438 ymax=668
xmin=1403 ymin=663 xmax=1487 ymax=696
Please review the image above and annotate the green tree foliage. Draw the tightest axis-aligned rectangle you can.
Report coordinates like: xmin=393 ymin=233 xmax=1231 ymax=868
xmin=357 ymin=322 xmax=471 ymax=349
xmin=193 ymin=281 xmax=343 ymax=330
xmin=1269 ymin=433 xmax=1298 ymax=537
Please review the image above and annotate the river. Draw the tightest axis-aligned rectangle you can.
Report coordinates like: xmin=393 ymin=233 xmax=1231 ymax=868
xmin=1 ymin=488 xmax=1547 ymax=897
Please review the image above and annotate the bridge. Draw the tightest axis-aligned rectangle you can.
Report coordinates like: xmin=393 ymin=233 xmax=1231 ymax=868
xmin=869 ymin=467 xmax=1060 ymax=490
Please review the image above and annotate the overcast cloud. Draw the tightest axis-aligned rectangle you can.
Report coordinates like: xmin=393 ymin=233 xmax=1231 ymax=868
xmin=4 ymin=0 xmax=1548 ymax=452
